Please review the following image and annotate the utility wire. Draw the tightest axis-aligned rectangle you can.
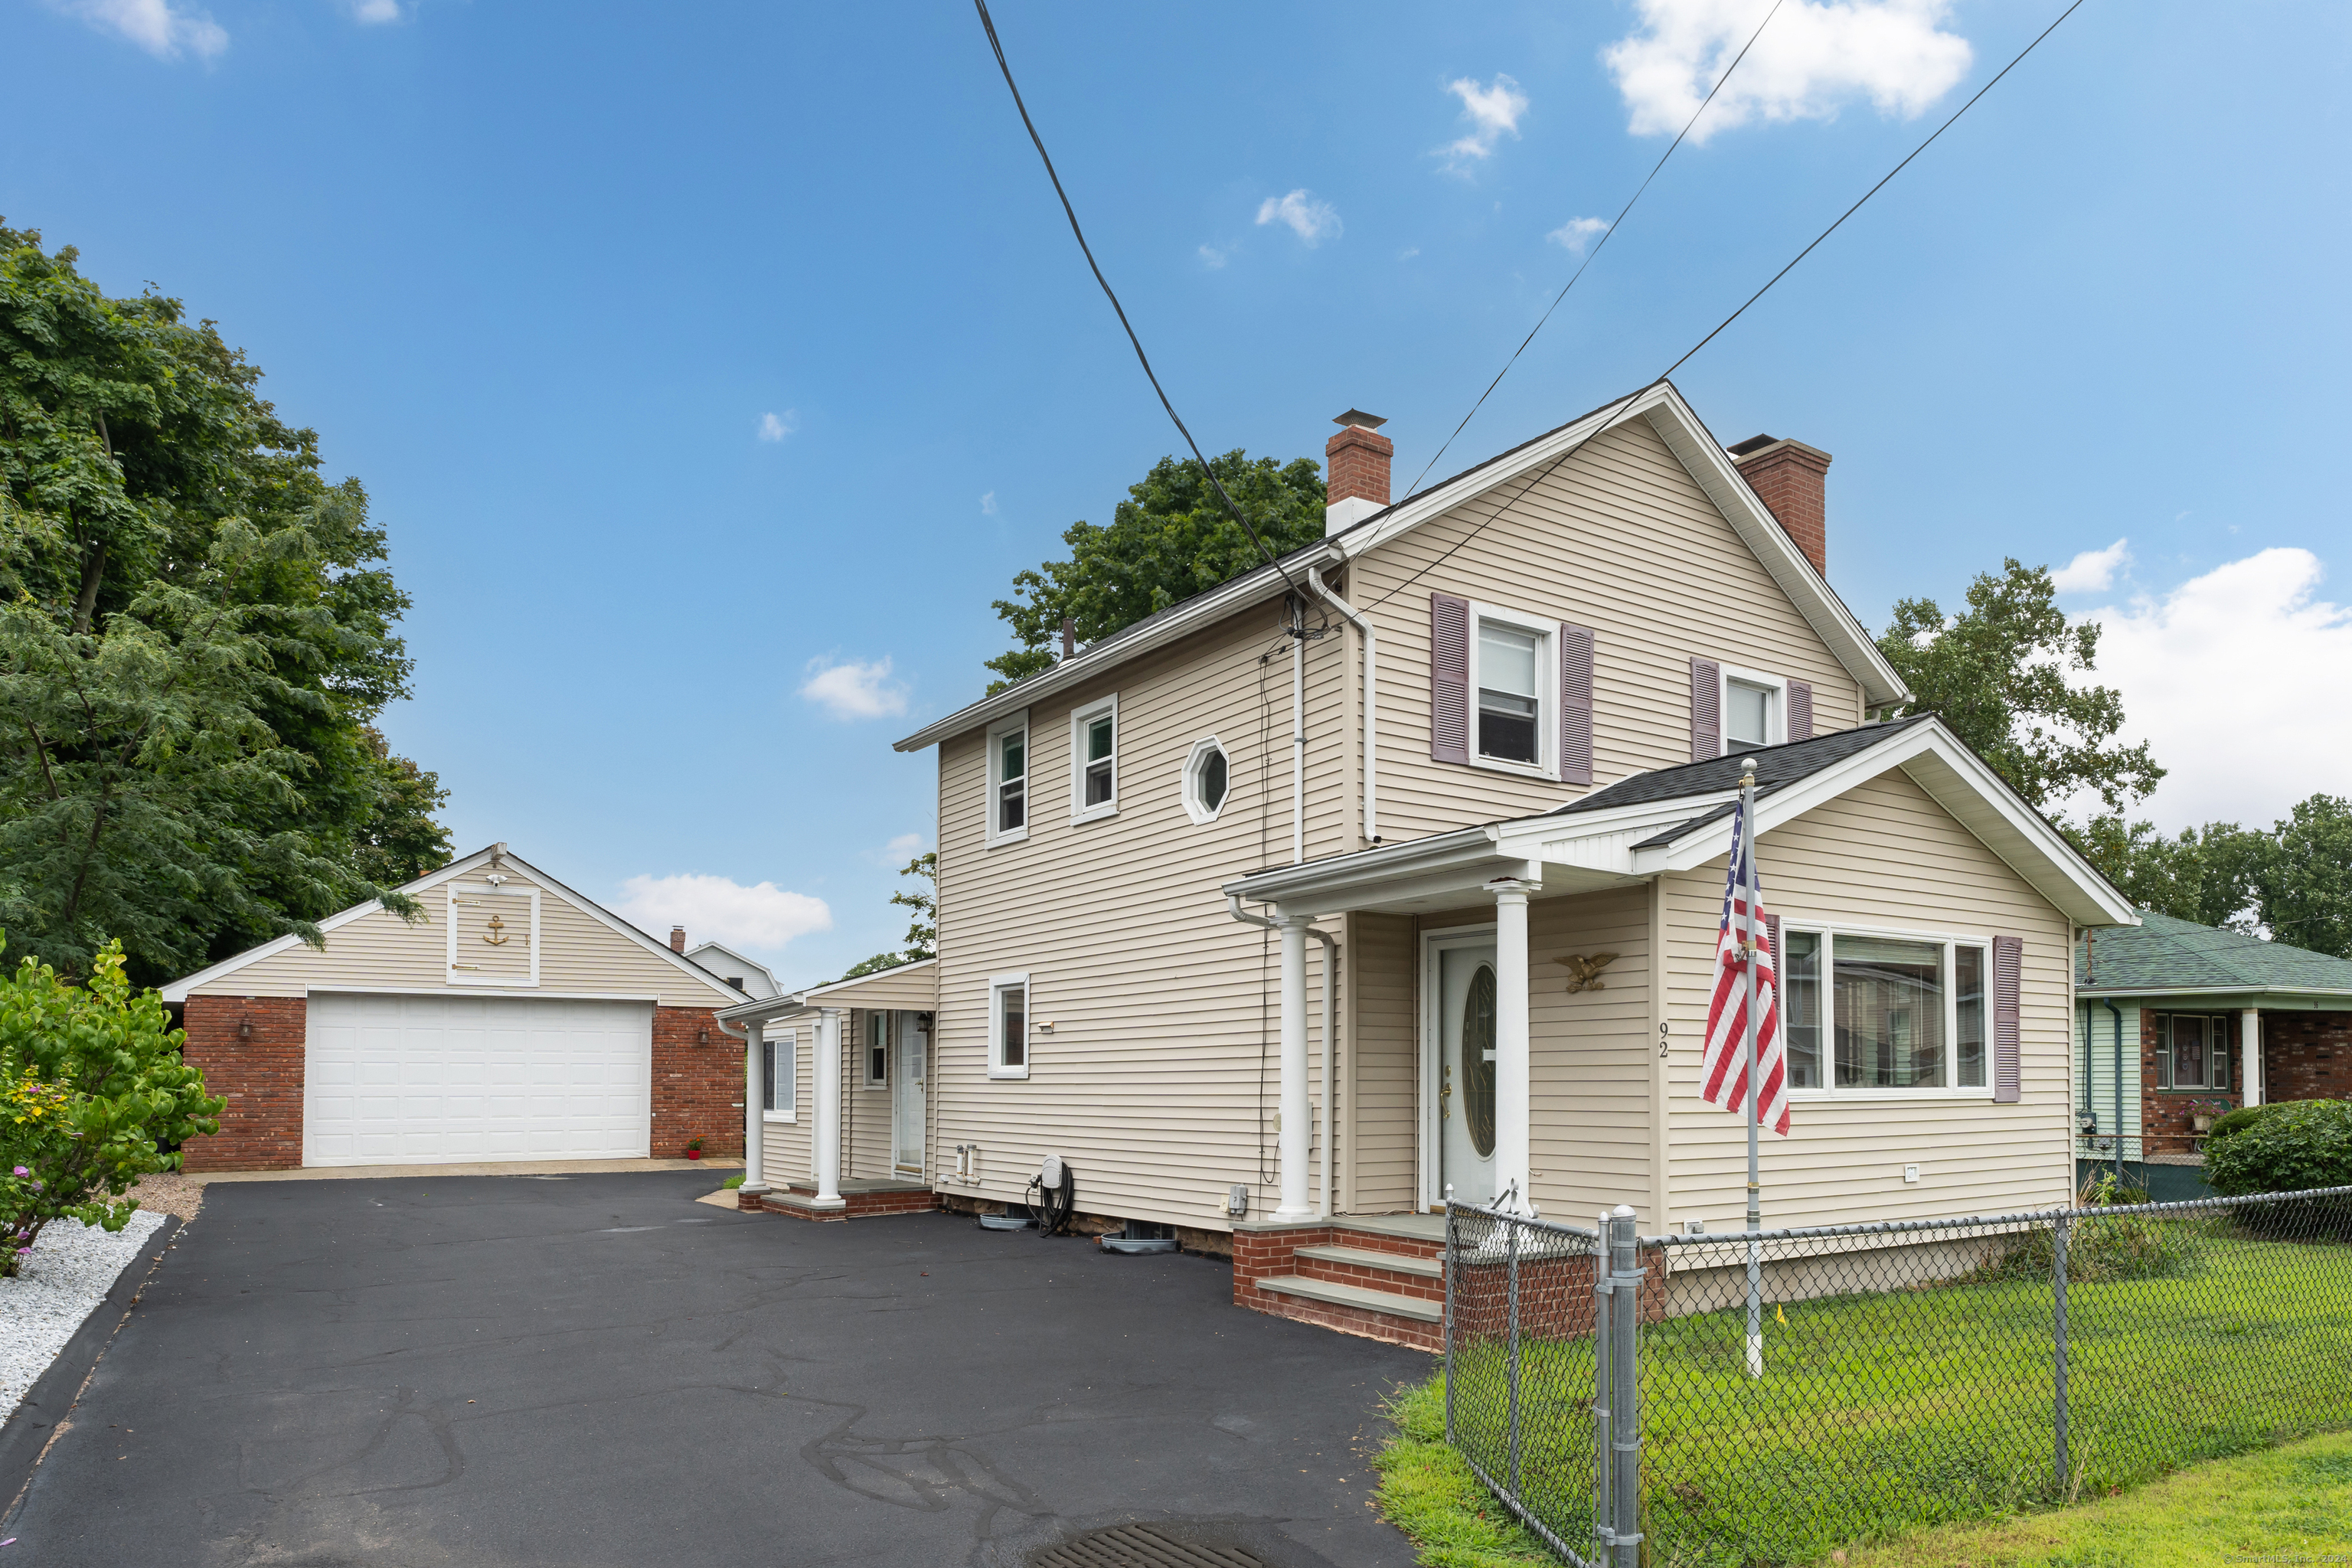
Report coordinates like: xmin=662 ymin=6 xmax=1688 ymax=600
xmin=974 ymin=0 xmax=1295 ymax=594
xmin=1367 ymin=0 xmax=2086 ymax=615
xmin=1403 ymin=0 xmax=1787 ymax=499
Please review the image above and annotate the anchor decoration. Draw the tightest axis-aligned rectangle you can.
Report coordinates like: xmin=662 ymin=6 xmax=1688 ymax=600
xmin=482 ymin=913 xmax=511 ymax=947
xmin=1556 ymin=951 xmax=1620 ymax=993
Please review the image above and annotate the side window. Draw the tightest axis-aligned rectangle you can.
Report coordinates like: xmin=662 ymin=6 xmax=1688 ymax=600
xmin=1725 ymin=678 xmax=1775 ymax=752
xmin=989 ymin=975 xmax=1030 ymax=1079
xmin=1182 ymin=737 xmax=1230 ymax=824
xmin=1475 ymin=620 xmax=1541 ymax=764
xmin=1071 ymin=696 xmax=1118 ymax=822
xmin=1714 ymin=665 xmax=1788 ymax=755
xmin=986 ymin=710 xmax=1031 ymax=844
xmin=763 ymin=1028 xmax=795 ymax=1116
xmin=865 ymin=1012 xmax=889 ymax=1086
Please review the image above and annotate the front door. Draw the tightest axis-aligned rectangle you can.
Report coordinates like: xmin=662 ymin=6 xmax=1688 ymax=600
xmin=893 ymin=1012 xmax=927 ymax=1178
xmin=1437 ymin=942 xmax=1500 ymax=1206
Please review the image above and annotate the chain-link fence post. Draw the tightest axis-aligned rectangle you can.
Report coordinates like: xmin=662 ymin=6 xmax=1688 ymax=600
xmin=1443 ymin=1199 xmax=1457 ymax=1446
xmin=2053 ymin=1207 xmax=2072 ymax=1494
xmin=1506 ymin=1214 xmax=1524 ymax=1494
xmin=1608 ymin=1204 xmax=1643 ymax=1568
xmin=1591 ymin=1214 xmax=1614 ymax=1551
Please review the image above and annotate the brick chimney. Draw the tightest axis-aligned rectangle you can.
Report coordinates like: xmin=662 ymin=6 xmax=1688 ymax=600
xmin=1729 ymin=434 xmax=1831 ymax=577
xmin=1325 ymin=409 xmax=1393 ymax=536
xmin=668 ymin=925 xmax=686 ymax=953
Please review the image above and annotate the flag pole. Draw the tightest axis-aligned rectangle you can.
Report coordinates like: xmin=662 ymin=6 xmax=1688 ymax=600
xmin=1743 ymin=757 xmax=1762 ymax=1380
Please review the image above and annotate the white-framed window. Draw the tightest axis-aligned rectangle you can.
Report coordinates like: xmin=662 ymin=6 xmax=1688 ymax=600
xmin=988 ymin=972 xmax=1030 ymax=1080
xmin=2154 ymin=1014 xmax=2232 ymax=1091
xmin=986 ymin=709 xmax=1031 ymax=846
xmin=864 ymin=1011 xmax=889 ymax=1088
xmin=1070 ymin=695 xmax=1119 ymax=822
xmin=762 ymin=1028 xmax=796 ymax=1120
xmin=1181 ymin=736 xmax=1231 ymax=825
xmin=1468 ymin=603 xmax=1556 ymax=779
xmin=1780 ymin=925 xmax=1991 ymax=1096
xmin=1719 ymin=665 xmax=1786 ymax=755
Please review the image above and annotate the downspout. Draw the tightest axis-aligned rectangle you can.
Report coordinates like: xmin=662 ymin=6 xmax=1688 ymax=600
xmin=1304 ymin=567 xmax=1377 ymax=845
xmin=2105 ymin=999 xmax=2125 ymax=1185
xmin=1230 ymin=895 xmax=1339 ymax=1217
xmin=1292 ymin=606 xmax=1305 ymax=864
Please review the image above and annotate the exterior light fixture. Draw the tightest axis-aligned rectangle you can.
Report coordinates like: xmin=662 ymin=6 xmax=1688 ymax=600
xmin=238 ymin=1016 xmax=253 ymax=1041
xmin=697 ymin=1026 xmax=710 ymax=1045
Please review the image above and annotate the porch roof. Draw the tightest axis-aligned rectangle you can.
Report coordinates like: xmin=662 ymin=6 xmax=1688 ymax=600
xmin=1223 ymin=715 xmax=2138 ymax=926
xmin=714 ymin=957 xmax=937 ymax=1027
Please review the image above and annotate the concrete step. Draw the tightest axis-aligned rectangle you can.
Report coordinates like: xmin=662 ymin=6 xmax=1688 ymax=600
xmin=1253 ymin=1273 xmax=1441 ymax=1324
xmin=1295 ymin=1243 xmax=1442 ymax=1280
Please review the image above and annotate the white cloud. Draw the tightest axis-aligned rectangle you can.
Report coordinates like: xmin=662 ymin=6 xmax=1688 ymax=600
xmin=1399 ymin=247 xmax=1421 ymax=261
xmin=979 ymin=491 xmax=998 ymax=517
xmin=880 ymin=833 xmax=926 ymax=862
xmin=756 ymin=410 xmax=797 ymax=443
xmin=1255 ymin=190 xmax=1342 ymax=247
xmin=799 ymin=655 xmax=908 ymax=720
xmin=1197 ymin=243 xmax=1229 ymax=269
xmin=1547 ymin=217 xmax=1612 ymax=255
xmin=2050 ymin=537 xmax=2131 ymax=594
xmin=616 ymin=874 xmax=831 ymax=956
xmin=1440 ymin=74 xmax=1530 ymax=168
xmin=49 ymin=0 xmax=227 ymax=59
xmin=348 ymin=0 xmax=400 ymax=21
xmin=2065 ymin=549 xmax=2352 ymax=830
xmin=1603 ymin=0 xmax=1971 ymax=144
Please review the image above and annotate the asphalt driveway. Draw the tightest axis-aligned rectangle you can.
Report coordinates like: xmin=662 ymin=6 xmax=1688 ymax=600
xmin=0 ymin=1173 xmax=1429 ymax=1567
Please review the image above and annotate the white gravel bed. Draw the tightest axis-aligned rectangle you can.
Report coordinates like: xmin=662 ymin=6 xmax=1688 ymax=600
xmin=0 ymin=1210 xmax=166 ymax=1426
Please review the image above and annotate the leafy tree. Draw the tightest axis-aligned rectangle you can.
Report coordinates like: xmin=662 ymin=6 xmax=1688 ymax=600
xmin=1877 ymin=560 xmax=2162 ymax=815
xmin=0 ymin=223 xmax=444 ymax=984
xmin=840 ymin=851 xmax=935 ymax=978
xmin=2259 ymin=794 xmax=2352 ymax=959
xmin=351 ymin=726 xmax=454 ymax=887
xmin=2069 ymin=816 xmax=2272 ymax=929
xmin=986 ymin=451 xmax=1325 ymax=691
xmin=0 ymin=939 xmax=220 ymax=1276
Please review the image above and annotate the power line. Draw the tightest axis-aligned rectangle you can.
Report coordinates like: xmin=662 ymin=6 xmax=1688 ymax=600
xmin=1403 ymin=0 xmax=1787 ymax=499
xmin=973 ymin=0 xmax=1295 ymax=594
xmin=1367 ymin=0 xmax=2087 ymax=615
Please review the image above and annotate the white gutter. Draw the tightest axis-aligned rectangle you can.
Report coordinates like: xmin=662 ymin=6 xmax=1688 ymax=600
xmin=1305 ymin=566 xmax=1377 ymax=845
xmin=1228 ymin=894 xmax=1338 ymax=1219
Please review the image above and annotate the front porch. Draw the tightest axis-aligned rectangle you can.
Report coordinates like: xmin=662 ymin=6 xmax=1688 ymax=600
xmin=741 ymin=1174 xmax=939 ymax=1221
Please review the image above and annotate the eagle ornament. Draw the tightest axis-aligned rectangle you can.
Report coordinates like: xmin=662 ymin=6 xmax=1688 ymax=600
xmin=1557 ymin=952 xmax=1620 ymax=993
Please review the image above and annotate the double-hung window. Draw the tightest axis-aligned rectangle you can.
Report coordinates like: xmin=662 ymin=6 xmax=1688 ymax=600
xmin=1070 ymin=696 xmax=1118 ymax=822
xmin=2154 ymin=1014 xmax=2232 ymax=1090
xmin=1780 ymin=927 xmax=1991 ymax=1095
xmin=989 ymin=973 xmax=1030 ymax=1080
xmin=864 ymin=1011 xmax=889 ymax=1087
xmin=1719 ymin=665 xmax=1785 ymax=754
xmin=762 ymin=1027 xmax=795 ymax=1119
xmin=1468 ymin=605 xmax=1555 ymax=777
xmin=986 ymin=710 xmax=1030 ymax=844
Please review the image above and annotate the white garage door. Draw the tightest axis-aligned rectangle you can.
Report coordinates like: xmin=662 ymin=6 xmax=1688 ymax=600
xmin=305 ymin=993 xmax=654 ymax=1167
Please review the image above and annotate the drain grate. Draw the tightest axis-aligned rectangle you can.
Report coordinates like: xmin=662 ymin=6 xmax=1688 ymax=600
xmin=1031 ymin=1524 xmax=1266 ymax=1568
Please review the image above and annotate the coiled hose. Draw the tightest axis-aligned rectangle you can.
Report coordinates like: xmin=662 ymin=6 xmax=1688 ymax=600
xmin=1028 ymin=1155 xmax=1076 ymax=1237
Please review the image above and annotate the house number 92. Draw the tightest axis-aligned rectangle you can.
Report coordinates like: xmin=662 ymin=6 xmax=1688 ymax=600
xmin=1658 ymin=1021 xmax=1670 ymax=1060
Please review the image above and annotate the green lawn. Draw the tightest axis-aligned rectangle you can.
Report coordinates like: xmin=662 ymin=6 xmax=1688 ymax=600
xmin=1406 ymin=1217 xmax=2352 ymax=1566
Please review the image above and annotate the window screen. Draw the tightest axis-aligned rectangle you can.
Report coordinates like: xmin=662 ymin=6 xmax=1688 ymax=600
xmin=1477 ymin=622 xmax=1540 ymax=763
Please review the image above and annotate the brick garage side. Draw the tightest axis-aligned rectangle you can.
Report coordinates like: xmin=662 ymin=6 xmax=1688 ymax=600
xmin=180 ymin=995 xmax=306 ymax=1171
xmin=652 ymin=1007 xmax=744 ymax=1158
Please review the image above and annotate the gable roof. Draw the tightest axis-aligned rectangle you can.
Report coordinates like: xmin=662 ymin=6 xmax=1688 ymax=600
xmin=2077 ymin=911 xmax=2352 ymax=998
xmin=158 ymin=844 xmax=745 ymax=1006
xmin=892 ymin=381 xmax=1907 ymax=753
xmin=684 ymin=940 xmax=780 ymax=998
xmin=714 ymin=957 xmax=939 ymax=1025
xmin=1553 ymin=715 xmax=1934 ymax=835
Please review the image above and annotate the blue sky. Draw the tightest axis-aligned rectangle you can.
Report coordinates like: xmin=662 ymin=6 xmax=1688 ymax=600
xmin=8 ymin=0 xmax=2349 ymax=978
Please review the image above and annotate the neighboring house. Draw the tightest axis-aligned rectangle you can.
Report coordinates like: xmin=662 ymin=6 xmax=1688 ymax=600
xmin=681 ymin=938 xmax=781 ymax=999
xmin=727 ymin=383 xmax=2136 ymax=1348
xmin=161 ymin=844 xmax=750 ymax=1170
xmin=2075 ymin=912 xmax=2352 ymax=1191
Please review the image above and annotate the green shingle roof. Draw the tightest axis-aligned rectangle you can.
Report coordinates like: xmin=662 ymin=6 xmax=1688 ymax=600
xmin=2077 ymin=910 xmax=2352 ymax=996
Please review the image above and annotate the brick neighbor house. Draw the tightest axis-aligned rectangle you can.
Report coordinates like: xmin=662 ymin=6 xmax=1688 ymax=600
xmin=2076 ymin=910 xmax=2352 ymax=1196
xmin=160 ymin=843 xmax=750 ymax=1171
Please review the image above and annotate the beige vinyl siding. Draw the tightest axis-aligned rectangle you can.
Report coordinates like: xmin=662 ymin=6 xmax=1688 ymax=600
xmin=935 ymin=600 xmax=1341 ymax=1230
xmin=1663 ymin=766 xmax=2076 ymax=1231
xmin=758 ymin=1018 xmax=817 ymax=1182
xmin=812 ymin=965 xmax=938 ymax=1012
xmin=843 ymin=1009 xmax=897 ymax=1181
xmin=1347 ymin=911 xmax=1418 ymax=1214
xmin=185 ymin=867 xmax=734 ymax=1009
xmin=2076 ymin=1001 xmax=2139 ymax=1145
xmin=1348 ymin=416 xmax=1865 ymax=848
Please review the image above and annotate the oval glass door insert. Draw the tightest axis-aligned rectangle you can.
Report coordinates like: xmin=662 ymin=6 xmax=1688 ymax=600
xmin=1463 ymin=963 xmax=1498 ymax=1158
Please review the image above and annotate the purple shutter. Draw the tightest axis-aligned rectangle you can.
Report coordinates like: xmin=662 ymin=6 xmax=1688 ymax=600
xmin=1992 ymin=935 xmax=2023 ymax=1103
xmin=1559 ymin=623 xmax=1595 ymax=786
xmin=1690 ymin=658 xmax=1720 ymax=762
xmin=1431 ymin=593 xmax=1470 ymax=764
xmin=1787 ymin=680 xmax=1814 ymax=743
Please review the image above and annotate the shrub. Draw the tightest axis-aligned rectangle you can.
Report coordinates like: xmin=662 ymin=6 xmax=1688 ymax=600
xmin=0 ymin=940 xmax=222 ymax=1276
xmin=2209 ymin=1101 xmax=2295 ymax=1144
xmin=2204 ymin=1099 xmax=2352 ymax=1197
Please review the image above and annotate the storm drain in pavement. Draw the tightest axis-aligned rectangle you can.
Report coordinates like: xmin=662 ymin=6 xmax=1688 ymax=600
xmin=1031 ymin=1524 xmax=1266 ymax=1568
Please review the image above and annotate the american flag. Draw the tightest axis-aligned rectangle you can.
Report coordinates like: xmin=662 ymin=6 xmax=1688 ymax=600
xmin=1701 ymin=796 xmax=1791 ymax=1137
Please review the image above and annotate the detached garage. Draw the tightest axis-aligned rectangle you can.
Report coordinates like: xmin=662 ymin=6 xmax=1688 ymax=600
xmin=162 ymin=844 xmax=749 ymax=1171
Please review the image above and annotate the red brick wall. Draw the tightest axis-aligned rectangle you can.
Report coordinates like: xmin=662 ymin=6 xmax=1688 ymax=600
xmin=1325 ymin=424 xmax=1393 ymax=509
xmin=2262 ymin=1012 xmax=2352 ymax=1103
xmin=652 ymin=1007 xmax=745 ymax=1158
xmin=1733 ymin=443 xmax=1830 ymax=577
xmin=2140 ymin=1008 xmax=2240 ymax=1153
xmin=180 ymin=995 xmax=306 ymax=1171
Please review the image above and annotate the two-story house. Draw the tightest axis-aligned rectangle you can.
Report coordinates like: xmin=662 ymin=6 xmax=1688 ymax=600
xmin=717 ymin=381 xmax=2135 ymax=1347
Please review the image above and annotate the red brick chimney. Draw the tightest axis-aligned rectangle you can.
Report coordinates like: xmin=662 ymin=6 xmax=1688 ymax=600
xmin=668 ymin=925 xmax=686 ymax=953
xmin=1325 ymin=409 xmax=1393 ymax=535
xmin=1729 ymin=434 xmax=1831 ymax=577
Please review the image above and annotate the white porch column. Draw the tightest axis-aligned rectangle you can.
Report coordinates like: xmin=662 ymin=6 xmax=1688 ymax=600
xmin=2243 ymin=1008 xmax=2262 ymax=1108
xmin=813 ymin=1008 xmax=844 ymax=1208
xmin=741 ymin=1021 xmax=767 ymax=1194
xmin=1276 ymin=913 xmax=1314 ymax=1219
xmin=1491 ymin=877 xmax=1537 ymax=1215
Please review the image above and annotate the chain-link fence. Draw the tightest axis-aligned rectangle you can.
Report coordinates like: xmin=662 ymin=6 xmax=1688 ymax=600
xmin=1446 ymin=1185 xmax=2352 ymax=1568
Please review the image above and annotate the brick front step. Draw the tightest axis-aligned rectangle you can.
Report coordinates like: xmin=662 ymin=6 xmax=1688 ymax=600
xmin=1246 ymin=1275 xmax=1442 ymax=1351
xmin=744 ymin=1186 xmax=940 ymax=1222
xmin=1294 ymin=1243 xmax=1442 ymax=1280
